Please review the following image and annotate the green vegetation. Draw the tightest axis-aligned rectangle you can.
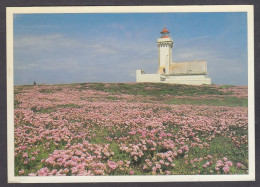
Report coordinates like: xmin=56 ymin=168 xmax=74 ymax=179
xmin=57 ymin=104 xmax=82 ymax=108
xmin=15 ymin=83 xmax=247 ymax=108
xmin=31 ymin=104 xmax=82 ymax=113
xmin=85 ymin=83 xmax=229 ymax=96
xmin=219 ymin=85 xmax=235 ymax=89
xmin=31 ymin=106 xmax=56 ymax=114
xmin=39 ymin=89 xmax=54 ymax=94
xmin=189 ymin=136 xmax=247 ymax=165
xmin=79 ymin=82 xmax=246 ymax=107
xmin=15 ymin=141 xmax=67 ymax=176
xmin=14 ymin=99 xmax=21 ymax=108
xmin=167 ymin=97 xmax=248 ymax=107
xmin=14 ymin=82 xmax=248 ymax=176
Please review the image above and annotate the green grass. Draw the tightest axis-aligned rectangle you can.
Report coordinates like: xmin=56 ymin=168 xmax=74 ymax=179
xmin=38 ymin=87 xmax=62 ymax=94
xmin=167 ymin=96 xmax=247 ymax=107
xmin=57 ymin=104 xmax=82 ymax=108
xmin=85 ymin=83 xmax=229 ymax=97
xmin=31 ymin=104 xmax=82 ymax=113
xmin=189 ymin=136 xmax=247 ymax=163
xmin=14 ymin=82 xmax=248 ymax=175
xmin=31 ymin=106 xmax=57 ymax=113
xmin=14 ymin=99 xmax=21 ymax=108
xmin=89 ymin=126 xmax=110 ymax=144
xmin=39 ymin=89 xmax=54 ymax=94
xmin=15 ymin=140 xmax=67 ymax=176
xmin=169 ymin=136 xmax=248 ymax=175
xmin=219 ymin=85 xmax=235 ymax=89
xmin=106 ymin=96 xmax=120 ymax=100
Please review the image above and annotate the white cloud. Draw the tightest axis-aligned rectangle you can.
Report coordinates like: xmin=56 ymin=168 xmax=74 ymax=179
xmin=14 ymin=32 xmax=158 ymax=84
xmin=180 ymin=35 xmax=212 ymax=45
xmin=14 ymin=33 xmax=80 ymax=50
xmin=173 ymin=47 xmax=214 ymax=62
xmin=14 ymin=29 xmax=248 ymax=85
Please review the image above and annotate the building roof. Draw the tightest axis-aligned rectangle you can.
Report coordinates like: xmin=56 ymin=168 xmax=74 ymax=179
xmin=160 ymin=27 xmax=169 ymax=34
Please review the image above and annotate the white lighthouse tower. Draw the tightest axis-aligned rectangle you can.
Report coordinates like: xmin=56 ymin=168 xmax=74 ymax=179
xmin=136 ymin=26 xmax=211 ymax=85
xmin=157 ymin=27 xmax=173 ymax=75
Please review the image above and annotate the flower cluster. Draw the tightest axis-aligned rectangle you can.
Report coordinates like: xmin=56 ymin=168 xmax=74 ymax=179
xmin=215 ymin=157 xmax=233 ymax=174
xmin=14 ymin=83 xmax=248 ymax=176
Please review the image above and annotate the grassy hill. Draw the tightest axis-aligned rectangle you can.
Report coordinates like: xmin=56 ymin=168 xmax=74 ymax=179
xmin=16 ymin=82 xmax=247 ymax=107
xmin=14 ymin=83 xmax=248 ymax=176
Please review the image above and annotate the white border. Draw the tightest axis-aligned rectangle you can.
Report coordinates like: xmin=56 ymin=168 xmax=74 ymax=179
xmin=6 ymin=5 xmax=255 ymax=183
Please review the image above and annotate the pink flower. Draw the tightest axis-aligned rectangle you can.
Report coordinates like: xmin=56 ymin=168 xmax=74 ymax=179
xmin=129 ymin=171 xmax=134 ymax=175
xmin=107 ymin=161 xmax=118 ymax=170
xmin=51 ymin=169 xmax=57 ymax=174
xmin=237 ymin=162 xmax=243 ymax=168
xmin=167 ymin=157 xmax=173 ymax=162
xmin=216 ymin=160 xmax=224 ymax=167
xmin=13 ymin=83 xmax=249 ymax=176
xmin=159 ymin=160 xmax=164 ymax=164
xmin=64 ymin=168 xmax=69 ymax=174
xmin=183 ymin=145 xmax=189 ymax=151
xmin=22 ymin=152 xmax=28 ymax=158
xmin=207 ymin=155 xmax=213 ymax=159
xmin=129 ymin=130 xmax=136 ymax=135
xmin=71 ymin=167 xmax=78 ymax=174
xmin=156 ymin=163 xmax=161 ymax=169
xmin=226 ymin=161 xmax=233 ymax=167
xmin=94 ymin=169 xmax=104 ymax=175
xmin=37 ymin=167 xmax=50 ymax=176
xmin=223 ymin=166 xmax=229 ymax=173
xmin=19 ymin=169 xmax=24 ymax=175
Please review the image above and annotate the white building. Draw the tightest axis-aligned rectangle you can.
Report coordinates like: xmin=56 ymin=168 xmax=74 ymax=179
xmin=136 ymin=27 xmax=211 ymax=85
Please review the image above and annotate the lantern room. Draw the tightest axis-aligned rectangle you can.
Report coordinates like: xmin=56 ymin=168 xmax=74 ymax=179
xmin=160 ymin=27 xmax=170 ymax=38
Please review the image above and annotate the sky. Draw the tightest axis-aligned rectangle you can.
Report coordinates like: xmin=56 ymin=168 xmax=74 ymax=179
xmin=13 ymin=12 xmax=248 ymax=86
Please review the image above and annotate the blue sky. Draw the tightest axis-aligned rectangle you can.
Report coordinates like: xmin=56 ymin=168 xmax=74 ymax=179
xmin=13 ymin=12 xmax=248 ymax=85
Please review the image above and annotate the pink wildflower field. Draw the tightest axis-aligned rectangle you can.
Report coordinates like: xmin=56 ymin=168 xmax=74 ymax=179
xmin=14 ymin=83 xmax=248 ymax=176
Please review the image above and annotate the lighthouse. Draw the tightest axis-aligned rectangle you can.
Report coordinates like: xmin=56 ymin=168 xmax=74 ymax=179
xmin=136 ymin=26 xmax=211 ymax=85
xmin=157 ymin=27 xmax=173 ymax=75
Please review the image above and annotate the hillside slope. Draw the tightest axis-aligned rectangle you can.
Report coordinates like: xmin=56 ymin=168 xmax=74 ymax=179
xmin=14 ymin=83 xmax=248 ymax=176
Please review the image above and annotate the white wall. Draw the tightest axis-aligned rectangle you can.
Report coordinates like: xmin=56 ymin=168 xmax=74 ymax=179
xmin=136 ymin=70 xmax=211 ymax=85
xmin=171 ymin=61 xmax=207 ymax=75
xmin=163 ymin=75 xmax=211 ymax=85
xmin=136 ymin=70 xmax=161 ymax=82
